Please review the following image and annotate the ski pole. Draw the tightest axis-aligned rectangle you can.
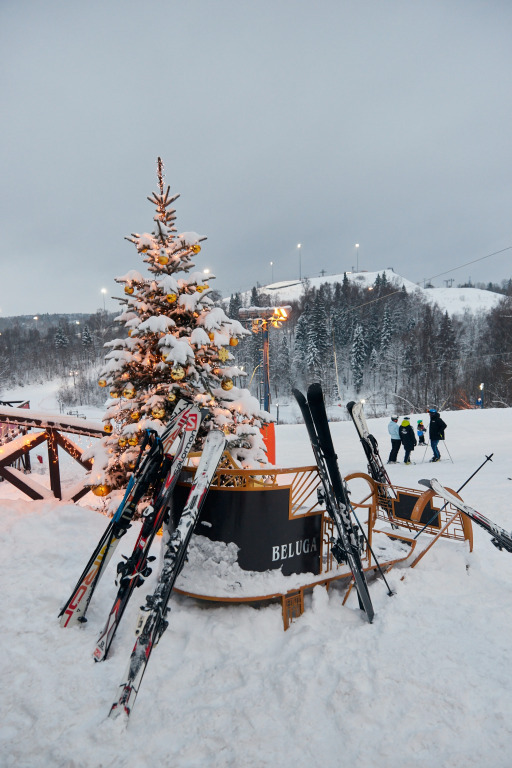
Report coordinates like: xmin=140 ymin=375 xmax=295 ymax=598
xmin=443 ymin=440 xmax=454 ymax=464
xmin=349 ymin=502 xmax=395 ymax=596
xmin=420 ymin=443 xmax=429 ymax=463
xmin=413 ymin=453 xmax=493 ymax=539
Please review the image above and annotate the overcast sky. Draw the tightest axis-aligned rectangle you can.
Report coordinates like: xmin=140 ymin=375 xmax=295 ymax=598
xmin=1 ymin=1 xmax=511 ymax=317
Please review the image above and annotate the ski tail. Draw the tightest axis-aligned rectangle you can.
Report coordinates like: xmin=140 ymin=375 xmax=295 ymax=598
xmin=93 ymin=407 xmax=202 ymax=662
xmin=58 ymin=521 xmax=119 ymax=627
xmin=108 ymin=429 xmax=225 ymax=720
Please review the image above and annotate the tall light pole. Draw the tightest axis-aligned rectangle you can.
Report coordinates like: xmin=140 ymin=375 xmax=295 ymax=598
xmin=355 ymin=243 xmax=359 ymax=272
xmin=297 ymin=243 xmax=302 ymax=280
xmin=270 ymin=261 xmax=274 ymax=283
xmin=101 ymin=288 xmax=107 ymax=312
xmin=479 ymin=382 xmax=484 ymax=408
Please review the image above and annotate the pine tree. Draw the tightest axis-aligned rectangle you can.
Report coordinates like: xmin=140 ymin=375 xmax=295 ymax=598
xmin=351 ymin=323 xmax=366 ymax=393
xmin=380 ymin=305 xmax=392 ymax=352
xmin=54 ymin=327 xmax=69 ymax=349
xmin=81 ymin=324 xmax=93 ymax=348
xmin=293 ymin=305 xmax=310 ymax=385
xmin=306 ymin=295 xmax=330 ymax=377
xmin=90 ymin=159 xmax=269 ymax=495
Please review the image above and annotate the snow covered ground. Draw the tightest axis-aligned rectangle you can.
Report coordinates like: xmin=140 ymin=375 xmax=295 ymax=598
xmin=1 ymin=386 xmax=512 ymax=768
xmin=257 ymin=269 xmax=503 ymax=317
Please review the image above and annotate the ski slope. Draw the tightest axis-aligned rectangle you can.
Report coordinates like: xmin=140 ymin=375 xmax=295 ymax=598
xmin=1 ymin=397 xmax=512 ymax=768
xmin=256 ymin=269 xmax=503 ymax=317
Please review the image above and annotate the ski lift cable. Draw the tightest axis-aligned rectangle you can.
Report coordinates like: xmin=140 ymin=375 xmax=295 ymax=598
xmin=344 ymin=245 xmax=512 ymax=314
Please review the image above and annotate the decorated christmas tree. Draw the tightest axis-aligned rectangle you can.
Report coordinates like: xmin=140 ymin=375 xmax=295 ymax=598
xmin=89 ymin=159 xmax=269 ymax=498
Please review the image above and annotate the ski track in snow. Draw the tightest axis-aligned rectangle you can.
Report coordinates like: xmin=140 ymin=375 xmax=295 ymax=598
xmin=1 ymin=390 xmax=511 ymax=767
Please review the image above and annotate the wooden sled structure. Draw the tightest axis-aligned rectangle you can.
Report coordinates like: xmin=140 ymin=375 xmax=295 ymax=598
xmin=0 ymin=405 xmax=103 ymax=502
xmin=167 ymin=453 xmax=429 ymax=630
xmin=344 ymin=471 xmax=473 ymax=569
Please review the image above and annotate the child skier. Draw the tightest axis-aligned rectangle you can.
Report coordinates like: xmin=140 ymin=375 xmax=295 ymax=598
xmin=399 ymin=417 xmax=417 ymax=464
xmin=417 ymin=419 xmax=427 ymax=445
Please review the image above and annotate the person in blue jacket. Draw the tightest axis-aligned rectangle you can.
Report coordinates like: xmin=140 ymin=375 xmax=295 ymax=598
xmin=387 ymin=415 xmax=401 ymax=463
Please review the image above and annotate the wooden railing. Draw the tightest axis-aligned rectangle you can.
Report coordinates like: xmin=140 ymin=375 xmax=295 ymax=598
xmin=0 ymin=406 xmax=103 ymax=502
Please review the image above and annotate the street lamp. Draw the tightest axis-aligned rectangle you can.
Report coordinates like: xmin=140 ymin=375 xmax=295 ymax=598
xmin=478 ymin=382 xmax=484 ymax=409
xmin=297 ymin=243 xmax=301 ymax=280
xmin=238 ymin=305 xmax=291 ymax=412
xmin=270 ymin=261 xmax=274 ymax=283
xmin=101 ymin=288 xmax=108 ymax=312
xmin=355 ymin=243 xmax=359 ymax=272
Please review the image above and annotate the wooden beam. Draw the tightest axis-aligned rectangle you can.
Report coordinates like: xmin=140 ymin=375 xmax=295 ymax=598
xmin=0 ymin=466 xmax=52 ymax=500
xmin=0 ymin=431 xmax=48 ymax=468
xmin=54 ymin=431 xmax=94 ymax=470
xmin=47 ymin=429 xmax=61 ymax=499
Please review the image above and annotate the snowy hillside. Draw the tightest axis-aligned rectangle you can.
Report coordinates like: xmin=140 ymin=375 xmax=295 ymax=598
xmin=253 ymin=269 xmax=503 ymax=317
xmin=2 ymin=393 xmax=512 ymax=767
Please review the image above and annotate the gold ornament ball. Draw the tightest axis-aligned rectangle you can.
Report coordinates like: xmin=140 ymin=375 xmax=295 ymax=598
xmin=158 ymin=254 xmax=169 ymax=265
xmin=167 ymin=392 xmax=176 ymax=402
xmin=91 ymin=484 xmax=111 ymax=497
xmin=98 ymin=378 xmax=107 ymax=388
xmin=203 ymin=284 xmax=209 ymax=290
xmin=103 ymin=423 xmax=113 ymax=434
xmin=196 ymin=285 xmax=204 ymax=293
xmin=221 ymin=378 xmax=234 ymax=391
xmin=129 ymin=411 xmax=141 ymax=422
xmin=171 ymin=366 xmax=185 ymax=381
xmin=208 ymin=332 xmax=215 ymax=341
xmin=124 ymin=285 xmax=134 ymax=295
xmin=128 ymin=435 xmax=139 ymax=446
xmin=166 ymin=293 xmax=177 ymax=304
xmin=118 ymin=436 xmax=128 ymax=447
xmin=229 ymin=337 xmax=239 ymax=347
xmin=151 ymin=407 xmax=166 ymax=419
xmin=123 ymin=388 xmax=135 ymax=399
xmin=191 ymin=244 xmax=201 ymax=254
xmin=110 ymin=390 xmax=119 ymax=399
xmin=127 ymin=460 xmax=137 ymax=470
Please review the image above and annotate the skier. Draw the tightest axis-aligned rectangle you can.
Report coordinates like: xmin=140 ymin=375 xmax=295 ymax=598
xmin=417 ymin=419 xmax=427 ymax=445
xmin=387 ymin=415 xmax=401 ymax=464
xmin=428 ymin=408 xmax=447 ymax=462
xmin=399 ymin=416 xmax=417 ymax=464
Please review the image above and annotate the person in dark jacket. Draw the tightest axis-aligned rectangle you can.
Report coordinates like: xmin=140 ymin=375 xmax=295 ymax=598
xmin=399 ymin=417 xmax=417 ymax=464
xmin=428 ymin=408 xmax=447 ymax=462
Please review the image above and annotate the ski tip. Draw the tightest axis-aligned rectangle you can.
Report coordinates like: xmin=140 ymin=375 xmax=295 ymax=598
xmin=418 ymin=479 xmax=432 ymax=489
xmin=346 ymin=401 xmax=356 ymax=411
xmin=306 ymin=383 xmax=323 ymax=398
xmin=292 ymin=387 xmax=306 ymax=404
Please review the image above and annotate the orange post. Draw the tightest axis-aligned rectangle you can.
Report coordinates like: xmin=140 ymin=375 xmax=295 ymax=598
xmin=260 ymin=422 xmax=276 ymax=464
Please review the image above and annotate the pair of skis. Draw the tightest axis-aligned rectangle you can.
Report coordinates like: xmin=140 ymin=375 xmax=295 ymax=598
xmin=420 ymin=478 xmax=512 ymax=554
xmin=59 ymin=399 xmax=201 ymax=629
xmin=293 ymin=384 xmax=375 ymax=623
xmin=92 ymin=404 xmax=203 ymax=662
xmin=109 ymin=428 xmax=225 ymax=718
